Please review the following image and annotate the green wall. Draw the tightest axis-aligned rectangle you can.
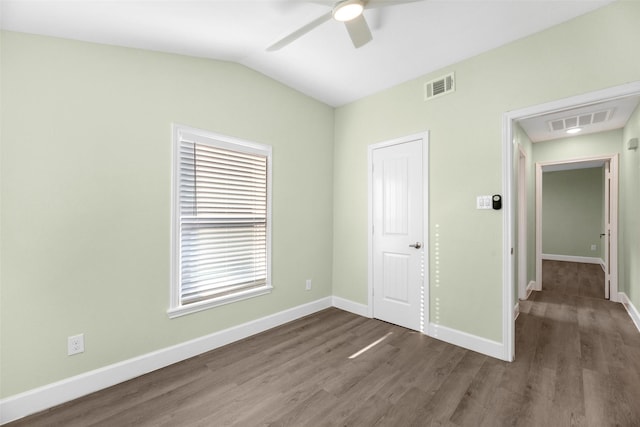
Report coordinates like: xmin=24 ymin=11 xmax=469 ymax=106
xmin=542 ymin=168 xmax=604 ymax=257
xmin=621 ymin=103 xmax=640 ymax=304
xmin=0 ymin=32 xmax=334 ymax=397
xmin=532 ymin=129 xmax=623 ymax=164
xmin=332 ymin=0 xmax=640 ymax=342
xmin=533 ymin=130 xmax=623 ymax=264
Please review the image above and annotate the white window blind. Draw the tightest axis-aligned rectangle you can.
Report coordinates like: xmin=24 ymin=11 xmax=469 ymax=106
xmin=171 ymin=125 xmax=272 ymax=317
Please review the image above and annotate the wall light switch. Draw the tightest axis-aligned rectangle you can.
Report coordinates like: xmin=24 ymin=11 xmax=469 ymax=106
xmin=476 ymin=195 xmax=491 ymax=209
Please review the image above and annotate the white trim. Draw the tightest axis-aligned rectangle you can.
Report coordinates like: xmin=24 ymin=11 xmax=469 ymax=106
xmin=608 ymin=155 xmax=619 ymax=302
xmin=332 ymin=296 xmax=370 ymax=318
xmin=0 ymin=297 xmax=332 ymax=425
xmin=619 ymin=292 xmax=640 ymax=333
xmin=427 ymin=323 xmax=505 ymax=360
xmin=541 ymin=254 xmax=604 ymax=265
xmin=526 ymin=280 xmax=536 ymax=299
xmin=502 ymin=81 xmax=640 ymax=362
xmin=502 ymin=112 xmax=515 ymax=361
xmin=535 ymin=163 xmax=543 ymax=292
xmin=514 ymin=303 xmax=520 ymax=321
xmin=367 ymin=131 xmax=430 ymax=332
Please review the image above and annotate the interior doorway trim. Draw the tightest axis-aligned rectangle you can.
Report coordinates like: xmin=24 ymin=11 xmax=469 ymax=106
xmin=502 ymin=80 xmax=640 ymax=362
xmin=367 ymin=131 xmax=430 ymax=332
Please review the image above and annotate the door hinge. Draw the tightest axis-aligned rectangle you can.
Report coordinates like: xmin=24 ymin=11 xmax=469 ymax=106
xmin=511 ymin=248 xmax=514 ymax=255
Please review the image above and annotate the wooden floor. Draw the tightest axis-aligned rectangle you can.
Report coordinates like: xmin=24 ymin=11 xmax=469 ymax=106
xmin=8 ymin=261 xmax=640 ymax=426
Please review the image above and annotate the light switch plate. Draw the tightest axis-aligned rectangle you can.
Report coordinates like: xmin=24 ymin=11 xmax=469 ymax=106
xmin=476 ymin=195 xmax=491 ymax=209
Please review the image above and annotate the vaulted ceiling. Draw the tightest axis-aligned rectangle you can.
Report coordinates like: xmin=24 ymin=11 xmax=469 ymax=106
xmin=0 ymin=0 xmax=616 ymax=107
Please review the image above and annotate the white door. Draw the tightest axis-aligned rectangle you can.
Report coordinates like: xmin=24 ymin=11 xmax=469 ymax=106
xmin=517 ymin=147 xmax=528 ymax=300
xmin=603 ymin=161 xmax=611 ymax=299
xmin=372 ymin=138 xmax=424 ymax=330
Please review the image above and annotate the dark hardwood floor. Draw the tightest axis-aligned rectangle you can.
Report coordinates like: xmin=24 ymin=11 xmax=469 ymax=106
xmin=541 ymin=259 xmax=605 ymax=299
xmin=8 ymin=261 xmax=640 ymax=426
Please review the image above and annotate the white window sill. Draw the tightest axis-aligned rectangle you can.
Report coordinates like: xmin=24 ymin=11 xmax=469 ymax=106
xmin=167 ymin=285 xmax=273 ymax=319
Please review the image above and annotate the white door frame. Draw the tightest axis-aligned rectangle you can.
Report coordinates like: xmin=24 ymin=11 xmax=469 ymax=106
xmin=367 ymin=131 xmax=430 ymax=333
xmin=534 ymin=156 xmax=619 ymax=299
xmin=502 ymin=80 xmax=640 ymax=361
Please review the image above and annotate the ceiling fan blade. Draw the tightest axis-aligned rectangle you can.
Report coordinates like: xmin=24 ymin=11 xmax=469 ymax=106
xmin=366 ymin=0 xmax=425 ymax=9
xmin=267 ymin=12 xmax=332 ymax=51
xmin=344 ymin=15 xmax=373 ymax=48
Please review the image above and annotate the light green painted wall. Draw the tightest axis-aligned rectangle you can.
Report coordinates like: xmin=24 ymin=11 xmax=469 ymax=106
xmin=621 ymin=103 xmax=640 ymax=305
xmin=542 ymin=168 xmax=604 ymax=257
xmin=333 ymin=0 xmax=640 ymax=342
xmin=532 ymin=129 xmax=623 ymax=164
xmin=533 ymin=130 xmax=622 ymax=266
xmin=0 ymin=32 xmax=334 ymax=397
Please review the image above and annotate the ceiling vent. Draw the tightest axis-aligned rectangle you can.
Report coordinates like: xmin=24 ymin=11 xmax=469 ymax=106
xmin=547 ymin=109 xmax=613 ymax=132
xmin=424 ymin=72 xmax=455 ymax=101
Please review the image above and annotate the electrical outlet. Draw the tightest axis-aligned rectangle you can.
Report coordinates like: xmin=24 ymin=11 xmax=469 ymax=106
xmin=305 ymin=279 xmax=312 ymax=291
xmin=68 ymin=334 xmax=85 ymax=356
xmin=591 ymin=244 xmax=597 ymax=251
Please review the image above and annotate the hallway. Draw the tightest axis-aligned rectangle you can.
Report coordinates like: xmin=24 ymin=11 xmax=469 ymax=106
xmin=517 ymin=261 xmax=640 ymax=425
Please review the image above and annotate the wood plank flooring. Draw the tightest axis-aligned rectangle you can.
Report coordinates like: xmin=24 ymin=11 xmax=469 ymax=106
xmin=8 ymin=262 xmax=640 ymax=426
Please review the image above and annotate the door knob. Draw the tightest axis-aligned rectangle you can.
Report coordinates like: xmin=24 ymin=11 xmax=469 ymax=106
xmin=409 ymin=242 xmax=422 ymax=249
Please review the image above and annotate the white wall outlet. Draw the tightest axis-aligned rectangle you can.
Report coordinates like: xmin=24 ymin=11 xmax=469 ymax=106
xmin=590 ymin=244 xmax=597 ymax=251
xmin=305 ymin=279 xmax=312 ymax=291
xmin=68 ymin=333 xmax=85 ymax=356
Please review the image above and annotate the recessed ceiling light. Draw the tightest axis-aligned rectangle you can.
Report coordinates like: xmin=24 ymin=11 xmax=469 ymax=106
xmin=566 ymin=128 xmax=582 ymax=134
xmin=333 ymin=0 xmax=364 ymax=22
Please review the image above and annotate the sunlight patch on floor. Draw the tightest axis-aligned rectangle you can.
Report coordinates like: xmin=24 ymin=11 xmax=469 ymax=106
xmin=348 ymin=332 xmax=393 ymax=359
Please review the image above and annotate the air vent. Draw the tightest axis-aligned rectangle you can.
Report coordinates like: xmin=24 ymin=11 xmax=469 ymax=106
xmin=547 ymin=109 xmax=613 ymax=132
xmin=424 ymin=72 xmax=455 ymax=101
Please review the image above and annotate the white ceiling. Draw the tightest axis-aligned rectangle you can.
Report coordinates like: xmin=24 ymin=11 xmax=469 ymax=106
xmin=0 ymin=0 xmax=616 ymax=107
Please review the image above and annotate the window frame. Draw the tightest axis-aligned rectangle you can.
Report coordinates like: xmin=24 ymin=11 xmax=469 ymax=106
xmin=169 ymin=124 xmax=273 ymax=318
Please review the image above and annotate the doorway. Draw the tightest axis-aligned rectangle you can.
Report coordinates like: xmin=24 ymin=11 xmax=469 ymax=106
xmin=368 ymin=132 xmax=429 ymax=332
xmin=501 ymin=81 xmax=640 ymax=361
xmin=534 ymin=156 xmax=618 ymax=301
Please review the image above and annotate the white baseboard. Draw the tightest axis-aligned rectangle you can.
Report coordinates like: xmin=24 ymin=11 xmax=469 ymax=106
xmin=334 ymin=298 xmax=508 ymax=361
xmin=619 ymin=292 xmax=640 ymax=333
xmin=0 ymin=297 xmax=333 ymax=425
xmin=526 ymin=280 xmax=535 ymax=298
xmin=427 ymin=323 xmax=505 ymax=361
xmin=514 ymin=303 xmax=520 ymax=321
xmin=542 ymin=253 xmax=603 ymax=265
xmin=332 ymin=296 xmax=370 ymax=317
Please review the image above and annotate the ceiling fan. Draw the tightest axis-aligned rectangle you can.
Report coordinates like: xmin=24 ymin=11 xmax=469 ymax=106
xmin=267 ymin=0 xmax=422 ymax=51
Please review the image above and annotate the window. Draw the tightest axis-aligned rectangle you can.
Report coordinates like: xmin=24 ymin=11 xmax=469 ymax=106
xmin=169 ymin=124 xmax=272 ymax=318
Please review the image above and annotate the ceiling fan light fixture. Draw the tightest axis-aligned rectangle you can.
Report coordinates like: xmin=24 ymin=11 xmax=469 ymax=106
xmin=333 ymin=0 xmax=365 ymax=22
